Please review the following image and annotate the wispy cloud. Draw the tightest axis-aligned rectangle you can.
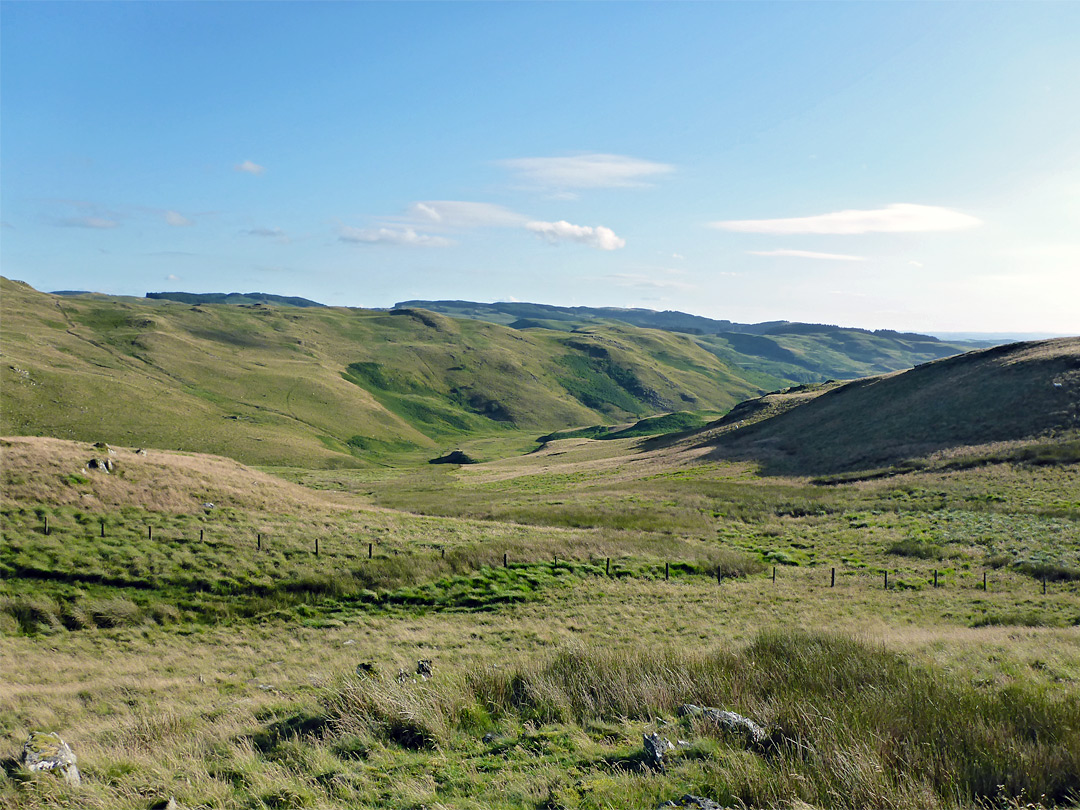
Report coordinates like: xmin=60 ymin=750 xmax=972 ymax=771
xmin=500 ymin=153 xmax=673 ymax=190
xmin=526 ymin=220 xmax=626 ymax=250
xmin=243 ymin=226 xmax=289 ymax=243
xmin=711 ymin=203 xmax=982 ymax=235
xmin=165 ymin=274 xmax=180 ymax=281
xmin=235 ymin=160 xmax=265 ymax=176
xmin=339 ymin=226 xmax=454 ymax=247
xmin=164 ymin=210 xmax=194 ymax=227
xmin=409 ymin=200 xmax=527 ymax=228
xmin=605 ymin=272 xmax=695 ymax=291
xmin=56 ymin=216 xmax=119 ymax=229
xmin=748 ymin=249 xmax=867 ymax=261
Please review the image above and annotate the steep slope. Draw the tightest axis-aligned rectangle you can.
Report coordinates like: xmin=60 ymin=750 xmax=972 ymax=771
xmin=0 ymin=279 xmax=763 ymax=466
xmin=688 ymin=338 xmax=1080 ymax=475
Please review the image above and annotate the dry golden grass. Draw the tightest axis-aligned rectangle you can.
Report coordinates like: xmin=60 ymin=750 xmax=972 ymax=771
xmin=0 ymin=436 xmax=366 ymax=515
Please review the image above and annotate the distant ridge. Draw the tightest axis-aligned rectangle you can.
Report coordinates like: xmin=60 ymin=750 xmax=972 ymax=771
xmin=145 ymin=291 xmax=326 ymax=307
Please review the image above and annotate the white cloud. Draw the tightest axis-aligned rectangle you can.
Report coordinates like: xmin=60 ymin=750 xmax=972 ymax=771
xmin=500 ymin=153 xmax=673 ymax=190
xmin=526 ymin=220 xmax=626 ymax=250
xmin=165 ymin=210 xmax=194 ymax=227
xmin=57 ymin=216 xmax=119 ymax=229
xmin=711 ymin=203 xmax=982 ymax=235
xmin=748 ymin=249 xmax=867 ymax=261
xmin=909 ymin=260 xmax=925 ymax=268
xmin=339 ymin=226 xmax=454 ymax=247
xmin=409 ymin=200 xmax=527 ymax=228
xmin=165 ymin=274 xmax=179 ymax=281
xmin=605 ymin=273 xmax=695 ymax=291
xmin=235 ymin=160 xmax=265 ymax=175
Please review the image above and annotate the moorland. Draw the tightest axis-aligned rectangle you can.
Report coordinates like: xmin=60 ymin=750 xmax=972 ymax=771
xmin=1 ymin=279 xmax=1078 ymax=810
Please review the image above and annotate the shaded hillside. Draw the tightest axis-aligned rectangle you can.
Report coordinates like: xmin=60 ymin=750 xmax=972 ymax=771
xmin=0 ymin=279 xmax=763 ymax=467
xmin=692 ymin=338 xmax=1080 ymax=475
xmin=144 ymin=291 xmax=326 ymax=307
xmin=398 ymin=299 xmax=980 ymax=383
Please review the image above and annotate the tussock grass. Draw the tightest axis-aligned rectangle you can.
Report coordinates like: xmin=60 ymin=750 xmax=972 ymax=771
xmin=323 ymin=631 xmax=1080 ymax=808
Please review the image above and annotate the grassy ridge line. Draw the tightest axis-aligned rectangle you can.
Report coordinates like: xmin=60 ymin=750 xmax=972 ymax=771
xmin=0 ymin=278 xmax=764 ymax=467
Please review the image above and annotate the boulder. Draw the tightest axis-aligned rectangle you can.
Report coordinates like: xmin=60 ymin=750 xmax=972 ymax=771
xmin=642 ymin=731 xmax=672 ymax=771
xmin=86 ymin=457 xmax=114 ymax=472
xmin=22 ymin=731 xmax=81 ymax=786
xmin=416 ymin=659 xmax=433 ymax=679
xmin=679 ymin=703 xmax=768 ymax=749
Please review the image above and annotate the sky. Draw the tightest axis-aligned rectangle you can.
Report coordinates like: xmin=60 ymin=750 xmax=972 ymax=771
xmin=2 ymin=2 xmax=1078 ymax=334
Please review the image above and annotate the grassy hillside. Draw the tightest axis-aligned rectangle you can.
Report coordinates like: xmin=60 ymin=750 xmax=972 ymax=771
xmin=0 ymin=279 xmax=765 ymax=467
xmin=399 ymin=299 xmax=981 ymax=383
xmin=688 ymin=338 xmax=1080 ymax=475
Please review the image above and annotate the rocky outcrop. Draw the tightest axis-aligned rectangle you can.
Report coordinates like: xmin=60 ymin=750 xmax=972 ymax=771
xmin=87 ymin=457 xmax=115 ymax=472
xmin=22 ymin=731 xmax=81 ymax=786
xmin=643 ymin=731 xmax=673 ymax=771
xmin=428 ymin=450 xmax=476 ymax=465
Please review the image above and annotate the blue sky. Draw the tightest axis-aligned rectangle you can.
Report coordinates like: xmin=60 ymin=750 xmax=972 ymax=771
xmin=2 ymin=1 xmax=1078 ymax=333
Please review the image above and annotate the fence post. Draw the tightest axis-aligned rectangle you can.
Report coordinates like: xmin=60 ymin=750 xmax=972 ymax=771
xmin=1043 ymin=576 xmax=1047 ymax=595
xmin=717 ymin=568 xmax=723 ymax=586
xmin=933 ymin=569 xmax=938 ymax=588
xmin=199 ymin=528 xmax=203 ymax=541
xmin=441 ymin=547 xmax=445 ymax=559
xmin=772 ymin=566 xmax=776 ymax=583
xmin=884 ymin=570 xmax=888 ymax=590
xmin=368 ymin=542 xmax=373 ymax=559
xmin=503 ymin=552 xmax=508 ymax=568
xmin=148 ymin=526 xmax=153 ymax=541
xmin=665 ymin=562 xmax=669 ymax=581
xmin=257 ymin=533 xmax=261 ymax=551
xmin=606 ymin=557 xmax=610 ymax=576
xmin=44 ymin=516 xmax=49 ymax=535
xmin=102 ymin=521 xmax=106 ymax=538
xmin=983 ymin=571 xmax=988 ymax=591
xmin=831 ymin=567 xmax=835 ymax=588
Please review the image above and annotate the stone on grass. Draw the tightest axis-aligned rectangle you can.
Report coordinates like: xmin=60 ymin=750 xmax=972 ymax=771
xmin=679 ymin=703 xmax=769 ymax=750
xmin=22 ymin=731 xmax=81 ymax=786
xmin=642 ymin=732 xmax=672 ymax=771
xmin=416 ymin=659 xmax=433 ymax=679
xmin=659 ymin=794 xmax=724 ymax=810
xmin=87 ymin=457 xmax=114 ymax=472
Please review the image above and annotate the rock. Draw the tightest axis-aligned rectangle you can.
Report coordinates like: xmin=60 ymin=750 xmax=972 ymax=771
xmin=428 ymin=450 xmax=476 ymax=465
xmin=396 ymin=668 xmax=409 ymax=683
xmin=676 ymin=703 xmax=704 ymax=718
xmin=201 ymin=502 xmax=214 ymax=510
xmin=355 ymin=662 xmax=376 ymax=677
xmin=659 ymin=794 xmax=724 ymax=810
xmin=702 ymin=708 xmax=768 ymax=748
xmin=482 ymin=732 xmax=496 ymax=744
xmin=93 ymin=441 xmax=115 ymax=454
xmin=22 ymin=731 xmax=81 ymax=786
xmin=642 ymin=731 xmax=672 ymax=771
xmin=87 ymin=457 xmax=114 ymax=472
xmin=416 ymin=659 xmax=433 ymax=679
xmin=134 ymin=448 xmax=148 ymax=456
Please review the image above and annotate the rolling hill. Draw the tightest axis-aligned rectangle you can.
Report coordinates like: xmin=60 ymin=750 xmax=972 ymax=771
xmin=398 ymin=299 xmax=986 ymax=383
xmin=675 ymin=338 xmax=1080 ymax=475
xmin=1 ymin=278 xmax=766 ymax=466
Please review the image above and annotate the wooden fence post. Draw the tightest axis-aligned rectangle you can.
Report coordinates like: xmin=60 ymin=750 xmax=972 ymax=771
xmin=884 ymin=570 xmax=888 ymax=590
xmin=933 ymin=569 xmax=938 ymax=588
xmin=665 ymin=562 xmax=669 ymax=581
xmin=717 ymin=568 xmax=723 ymax=586
xmin=1043 ymin=576 xmax=1047 ymax=595
xmin=315 ymin=537 xmax=319 ymax=556
xmin=368 ymin=542 xmax=373 ymax=559
xmin=983 ymin=571 xmax=988 ymax=591
xmin=606 ymin=557 xmax=610 ymax=576
xmin=831 ymin=567 xmax=835 ymax=588
xmin=772 ymin=566 xmax=776 ymax=583
xmin=148 ymin=526 xmax=153 ymax=541
xmin=101 ymin=521 xmax=106 ymax=538
xmin=503 ymin=552 xmax=508 ymax=568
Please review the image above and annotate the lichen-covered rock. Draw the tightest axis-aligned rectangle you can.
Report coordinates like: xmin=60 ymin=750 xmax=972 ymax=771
xmin=416 ymin=659 xmax=433 ymax=679
xmin=643 ymin=731 xmax=672 ymax=770
xmin=22 ymin=731 xmax=81 ymax=786
xmin=86 ymin=457 xmax=114 ymax=472
xmin=679 ymin=703 xmax=769 ymax=750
